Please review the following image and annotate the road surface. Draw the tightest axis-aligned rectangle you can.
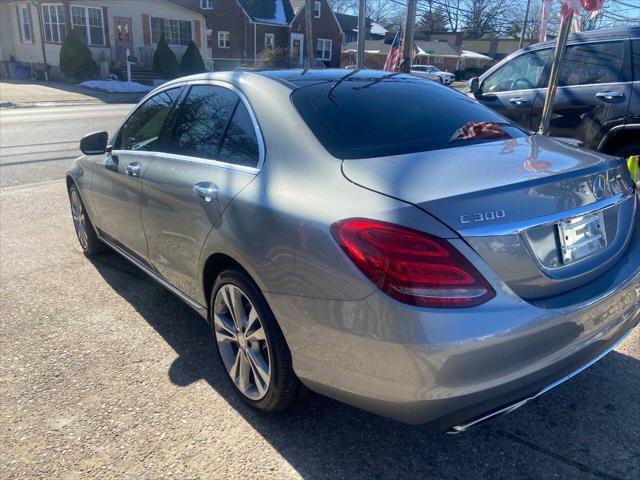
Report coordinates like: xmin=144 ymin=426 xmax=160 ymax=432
xmin=0 ymin=104 xmax=134 ymax=187
xmin=0 ymin=104 xmax=639 ymax=480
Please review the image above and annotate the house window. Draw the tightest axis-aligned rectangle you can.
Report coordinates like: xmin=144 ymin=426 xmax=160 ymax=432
xmin=313 ymin=1 xmax=321 ymax=18
xmin=316 ymin=38 xmax=331 ymax=61
xmin=41 ymin=3 xmax=65 ymax=43
xmin=71 ymin=5 xmax=105 ymax=46
xmin=434 ymin=57 xmax=443 ymax=64
xmin=200 ymin=0 xmax=213 ymax=9
xmin=264 ymin=33 xmax=274 ymax=50
xmin=150 ymin=17 xmax=192 ymax=46
xmin=218 ymin=31 xmax=230 ymax=48
xmin=18 ymin=4 xmax=32 ymax=43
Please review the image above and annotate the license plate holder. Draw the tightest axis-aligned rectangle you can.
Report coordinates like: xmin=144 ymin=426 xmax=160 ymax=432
xmin=558 ymin=211 xmax=607 ymax=265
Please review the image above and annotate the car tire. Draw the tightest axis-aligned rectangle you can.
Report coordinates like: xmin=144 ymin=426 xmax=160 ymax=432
xmin=613 ymin=143 xmax=640 ymax=158
xmin=437 ymin=77 xmax=443 ymax=83
xmin=68 ymin=183 xmax=105 ymax=257
xmin=211 ymin=268 xmax=302 ymax=412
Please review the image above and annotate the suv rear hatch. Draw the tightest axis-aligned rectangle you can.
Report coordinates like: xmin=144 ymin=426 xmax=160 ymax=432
xmin=342 ymin=135 xmax=637 ymax=300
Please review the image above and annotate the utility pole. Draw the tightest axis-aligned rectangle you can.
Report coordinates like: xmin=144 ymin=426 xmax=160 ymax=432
xmin=400 ymin=0 xmax=417 ymax=73
xmin=519 ymin=0 xmax=532 ymax=49
xmin=304 ymin=0 xmax=315 ymax=67
xmin=356 ymin=0 xmax=366 ymax=68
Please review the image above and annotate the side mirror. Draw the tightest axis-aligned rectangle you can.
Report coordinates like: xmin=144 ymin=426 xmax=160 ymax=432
xmin=80 ymin=131 xmax=108 ymax=155
xmin=468 ymin=77 xmax=480 ymax=94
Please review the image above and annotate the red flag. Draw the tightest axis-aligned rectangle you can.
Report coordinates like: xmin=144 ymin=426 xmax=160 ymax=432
xmin=561 ymin=0 xmax=604 ymax=17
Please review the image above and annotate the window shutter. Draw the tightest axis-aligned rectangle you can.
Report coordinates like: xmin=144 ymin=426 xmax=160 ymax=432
xmin=102 ymin=7 xmax=110 ymax=47
xmin=142 ymin=14 xmax=150 ymax=45
xmin=15 ymin=6 xmax=23 ymax=42
xmin=194 ymin=19 xmax=201 ymax=49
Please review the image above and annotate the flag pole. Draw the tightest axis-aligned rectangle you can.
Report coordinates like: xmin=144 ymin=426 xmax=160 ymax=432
xmin=538 ymin=11 xmax=573 ymax=135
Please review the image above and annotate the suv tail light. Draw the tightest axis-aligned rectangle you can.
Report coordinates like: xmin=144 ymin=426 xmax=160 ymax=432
xmin=331 ymin=219 xmax=495 ymax=308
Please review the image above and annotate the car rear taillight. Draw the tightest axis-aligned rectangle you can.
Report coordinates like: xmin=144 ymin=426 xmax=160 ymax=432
xmin=331 ymin=219 xmax=495 ymax=308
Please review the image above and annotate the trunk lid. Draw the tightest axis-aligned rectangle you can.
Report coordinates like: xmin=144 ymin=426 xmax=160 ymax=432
xmin=342 ymin=135 xmax=637 ymax=300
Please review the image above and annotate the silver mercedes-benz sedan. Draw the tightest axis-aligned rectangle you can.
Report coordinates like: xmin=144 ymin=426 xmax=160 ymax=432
xmin=67 ymin=69 xmax=640 ymax=432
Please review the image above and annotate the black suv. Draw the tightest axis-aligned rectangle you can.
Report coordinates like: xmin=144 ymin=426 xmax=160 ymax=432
xmin=467 ymin=26 xmax=640 ymax=157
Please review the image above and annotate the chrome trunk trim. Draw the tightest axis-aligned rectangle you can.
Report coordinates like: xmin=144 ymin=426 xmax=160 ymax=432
xmin=459 ymin=188 xmax=635 ymax=238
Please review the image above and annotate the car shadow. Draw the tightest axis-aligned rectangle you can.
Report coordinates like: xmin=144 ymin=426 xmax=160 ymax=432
xmin=89 ymin=250 xmax=640 ymax=480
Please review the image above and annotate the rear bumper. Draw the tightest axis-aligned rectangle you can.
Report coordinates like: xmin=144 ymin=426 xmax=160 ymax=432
xmin=446 ymin=323 xmax=637 ymax=433
xmin=266 ymin=235 xmax=640 ymax=429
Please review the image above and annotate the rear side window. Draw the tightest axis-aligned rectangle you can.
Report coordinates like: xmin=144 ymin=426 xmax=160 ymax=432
xmin=219 ymin=102 xmax=260 ymax=168
xmin=632 ymin=40 xmax=640 ymax=82
xmin=169 ymin=85 xmax=237 ymax=160
xmin=115 ymin=88 xmax=181 ymax=151
xmin=558 ymin=41 xmax=625 ymax=86
xmin=291 ymin=76 xmax=526 ymax=159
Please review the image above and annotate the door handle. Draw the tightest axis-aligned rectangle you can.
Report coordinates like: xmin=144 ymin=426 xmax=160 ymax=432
xmin=509 ymin=97 xmax=530 ymax=106
xmin=193 ymin=182 xmax=218 ymax=203
xmin=125 ymin=162 xmax=141 ymax=177
xmin=595 ymin=91 xmax=624 ymax=101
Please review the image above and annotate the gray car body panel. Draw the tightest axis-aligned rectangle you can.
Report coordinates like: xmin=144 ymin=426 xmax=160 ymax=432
xmin=67 ymin=70 xmax=640 ymax=429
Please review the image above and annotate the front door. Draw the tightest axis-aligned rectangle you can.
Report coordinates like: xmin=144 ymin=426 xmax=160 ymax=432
xmin=141 ymin=84 xmax=261 ymax=300
xmin=114 ymin=16 xmax=133 ymax=67
xmin=475 ymin=48 xmax=552 ymax=129
xmin=91 ymin=87 xmax=183 ymax=261
xmin=290 ymin=33 xmax=304 ymax=67
xmin=531 ymin=40 xmax=632 ymax=151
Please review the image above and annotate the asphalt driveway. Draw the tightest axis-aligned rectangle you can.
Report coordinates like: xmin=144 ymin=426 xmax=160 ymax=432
xmin=1 ymin=178 xmax=638 ymax=480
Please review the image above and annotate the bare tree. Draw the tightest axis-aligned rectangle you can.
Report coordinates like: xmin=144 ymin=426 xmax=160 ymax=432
xmin=440 ymin=0 xmax=464 ymax=32
xmin=329 ymin=0 xmax=355 ymax=14
xmin=463 ymin=0 xmax=511 ymax=38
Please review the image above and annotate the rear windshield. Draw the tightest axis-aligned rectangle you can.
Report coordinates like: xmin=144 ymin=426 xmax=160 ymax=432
xmin=290 ymin=76 xmax=526 ymax=159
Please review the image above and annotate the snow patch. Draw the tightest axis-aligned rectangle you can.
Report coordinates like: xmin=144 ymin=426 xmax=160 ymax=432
xmin=79 ymin=80 xmax=153 ymax=93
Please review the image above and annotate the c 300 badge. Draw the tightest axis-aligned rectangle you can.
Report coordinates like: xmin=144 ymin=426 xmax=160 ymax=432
xmin=460 ymin=210 xmax=506 ymax=224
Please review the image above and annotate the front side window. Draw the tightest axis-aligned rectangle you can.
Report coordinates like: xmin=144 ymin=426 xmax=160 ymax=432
xmin=558 ymin=41 xmax=626 ymax=86
xmin=168 ymin=85 xmax=238 ymax=160
xmin=291 ymin=74 xmax=526 ymax=159
xmin=316 ymin=38 xmax=332 ymax=61
xmin=313 ymin=1 xmax=321 ymax=17
xmin=219 ymin=102 xmax=260 ymax=167
xmin=482 ymin=49 xmax=552 ymax=93
xmin=150 ymin=17 xmax=192 ymax=46
xmin=218 ymin=31 xmax=230 ymax=48
xmin=18 ymin=4 xmax=32 ymax=43
xmin=115 ymin=88 xmax=182 ymax=151
xmin=265 ymin=33 xmax=275 ymax=50
xmin=41 ymin=3 xmax=65 ymax=43
xmin=71 ymin=5 xmax=105 ymax=46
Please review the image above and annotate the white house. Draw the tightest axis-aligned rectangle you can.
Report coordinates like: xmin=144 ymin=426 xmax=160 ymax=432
xmin=0 ymin=0 xmax=208 ymax=79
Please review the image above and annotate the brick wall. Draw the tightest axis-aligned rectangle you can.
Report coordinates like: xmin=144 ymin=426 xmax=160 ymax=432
xmin=290 ymin=0 xmax=341 ymax=67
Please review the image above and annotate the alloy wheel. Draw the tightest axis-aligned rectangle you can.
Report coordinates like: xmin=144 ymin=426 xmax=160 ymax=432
xmin=214 ymin=284 xmax=271 ymax=400
xmin=70 ymin=189 xmax=89 ymax=249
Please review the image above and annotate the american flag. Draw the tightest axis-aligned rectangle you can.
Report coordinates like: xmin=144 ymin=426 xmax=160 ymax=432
xmin=383 ymin=30 xmax=402 ymax=72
